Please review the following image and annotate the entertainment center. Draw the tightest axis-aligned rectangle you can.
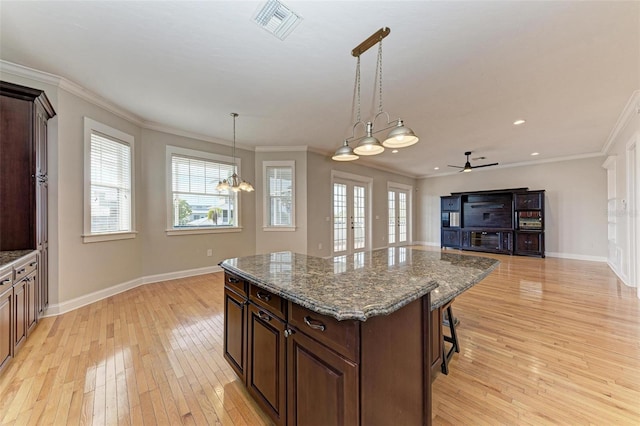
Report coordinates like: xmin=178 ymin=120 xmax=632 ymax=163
xmin=441 ymin=188 xmax=545 ymax=257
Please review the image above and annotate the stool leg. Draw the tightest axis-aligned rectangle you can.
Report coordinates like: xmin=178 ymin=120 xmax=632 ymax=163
xmin=447 ymin=306 xmax=460 ymax=353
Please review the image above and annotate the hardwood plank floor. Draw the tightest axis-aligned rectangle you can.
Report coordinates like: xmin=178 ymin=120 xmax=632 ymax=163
xmin=0 ymin=252 xmax=638 ymax=425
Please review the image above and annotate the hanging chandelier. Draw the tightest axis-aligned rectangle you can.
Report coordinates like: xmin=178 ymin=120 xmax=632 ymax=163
xmin=216 ymin=113 xmax=254 ymax=192
xmin=332 ymin=27 xmax=419 ymax=162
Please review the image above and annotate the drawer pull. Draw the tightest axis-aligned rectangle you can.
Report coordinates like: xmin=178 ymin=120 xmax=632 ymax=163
xmin=303 ymin=316 xmax=326 ymax=332
xmin=1 ymin=279 xmax=10 ymax=285
xmin=29 ymin=261 xmax=37 ymax=267
xmin=16 ymin=268 xmax=26 ymax=275
xmin=258 ymin=311 xmax=271 ymax=322
xmin=227 ymin=277 xmax=240 ymax=284
xmin=256 ymin=291 xmax=272 ymax=302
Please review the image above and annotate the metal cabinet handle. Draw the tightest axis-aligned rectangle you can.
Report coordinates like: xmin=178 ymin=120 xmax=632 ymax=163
xmin=303 ymin=316 xmax=326 ymax=332
xmin=284 ymin=329 xmax=294 ymax=338
xmin=256 ymin=291 xmax=271 ymax=302
xmin=29 ymin=262 xmax=37 ymax=267
xmin=258 ymin=311 xmax=271 ymax=322
xmin=227 ymin=277 xmax=240 ymax=283
xmin=16 ymin=268 xmax=26 ymax=275
xmin=1 ymin=279 xmax=10 ymax=285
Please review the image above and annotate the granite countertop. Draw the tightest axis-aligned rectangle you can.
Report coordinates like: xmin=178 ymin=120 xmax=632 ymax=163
xmin=220 ymin=248 xmax=499 ymax=321
xmin=0 ymin=250 xmax=37 ymax=269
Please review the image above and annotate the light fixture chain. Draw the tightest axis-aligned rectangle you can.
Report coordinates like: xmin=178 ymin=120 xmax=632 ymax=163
xmin=377 ymin=39 xmax=383 ymax=114
xmin=354 ymin=56 xmax=361 ymax=124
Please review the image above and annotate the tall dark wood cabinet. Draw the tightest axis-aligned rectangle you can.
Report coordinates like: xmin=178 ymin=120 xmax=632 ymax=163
xmin=440 ymin=188 xmax=545 ymax=257
xmin=0 ymin=81 xmax=55 ymax=315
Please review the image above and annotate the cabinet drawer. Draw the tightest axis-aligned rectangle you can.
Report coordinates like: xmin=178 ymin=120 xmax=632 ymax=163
xmin=224 ymin=272 xmax=247 ymax=296
xmin=289 ymin=302 xmax=359 ymax=362
xmin=250 ymin=285 xmax=285 ymax=320
xmin=0 ymin=268 xmax=12 ymax=292
xmin=14 ymin=255 xmax=37 ymax=282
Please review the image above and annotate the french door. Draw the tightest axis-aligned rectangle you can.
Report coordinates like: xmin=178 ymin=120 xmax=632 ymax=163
xmin=333 ymin=179 xmax=369 ymax=255
xmin=388 ymin=186 xmax=410 ymax=247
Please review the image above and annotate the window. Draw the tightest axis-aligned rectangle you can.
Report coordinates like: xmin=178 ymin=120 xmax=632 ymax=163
xmin=83 ymin=118 xmax=135 ymax=243
xmin=166 ymin=146 xmax=241 ymax=235
xmin=263 ymin=161 xmax=295 ymax=230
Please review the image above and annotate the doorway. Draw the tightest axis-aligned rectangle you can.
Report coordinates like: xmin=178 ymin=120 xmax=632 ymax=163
xmin=332 ymin=172 xmax=371 ymax=255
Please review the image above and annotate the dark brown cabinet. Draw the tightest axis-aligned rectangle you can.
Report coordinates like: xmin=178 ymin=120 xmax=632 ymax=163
xmin=13 ymin=278 xmax=26 ymax=353
xmin=247 ymin=303 xmax=286 ymax=425
xmin=0 ymin=276 xmax=13 ymax=373
xmin=441 ymin=188 xmax=545 ymax=257
xmin=287 ymin=327 xmax=359 ymax=426
xmin=223 ymin=287 xmax=247 ymax=381
xmin=1 ymin=81 xmax=55 ymax=318
xmin=223 ymin=272 xmax=433 ymax=426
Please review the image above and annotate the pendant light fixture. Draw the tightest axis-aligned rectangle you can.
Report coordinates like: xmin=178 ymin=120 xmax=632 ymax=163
xmin=332 ymin=27 xmax=420 ymax=162
xmin=216 ymin=113 xmax=254 ymax=193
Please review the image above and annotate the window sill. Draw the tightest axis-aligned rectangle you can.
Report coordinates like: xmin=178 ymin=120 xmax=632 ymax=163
xmin=82 ymin=231 xmax=137 ymax=243
xmin=262 ymin=226 xmax=297 ymax=232
xmin=166 ymin=227 xmax=243 ymax=236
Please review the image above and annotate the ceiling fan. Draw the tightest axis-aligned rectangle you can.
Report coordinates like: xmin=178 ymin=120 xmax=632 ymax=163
xmin=448 ymin=151 xmax=498 ymax=172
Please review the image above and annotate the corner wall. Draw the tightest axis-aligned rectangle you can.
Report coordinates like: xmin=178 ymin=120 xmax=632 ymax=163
xmin=417 ymin=156 xmax=608 ymax=261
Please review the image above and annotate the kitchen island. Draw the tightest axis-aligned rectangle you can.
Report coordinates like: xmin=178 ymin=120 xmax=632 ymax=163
xmin=219 ymin=248 xmax=499 ymax=426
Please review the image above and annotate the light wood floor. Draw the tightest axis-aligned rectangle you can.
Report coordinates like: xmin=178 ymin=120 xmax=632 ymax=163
xmin=0 ymin=252 xmax=638 ymax=425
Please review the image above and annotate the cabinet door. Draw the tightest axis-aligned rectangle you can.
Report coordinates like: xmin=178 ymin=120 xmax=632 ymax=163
xmin=13 ymin=279 xmax=26 ymax=353
xmin=0 ymin=289 xmax=13 ymax=373
xmin=224 ymin=287 xmax=247 ymax=381
xmin=287 ymin=328 xmax=359 ymax=426
xmin=441 ymin=229 xmax=460 ymax=248
xmin=441 ymin=196 xmax=460 ymax=211
xmin=515 ymin=193 xmax=542 ymax=210
xmin=515 ymin=232 xmax=542 ymax=254
xmin=26 ymin=272 xmax=37 ymax=335
xmin=38 ymin=248 xmax=48 ymax=314
xmin=430 ymin=306 xmax=443 ymax=375
xmin=247 ymin=304 xmax=286 ymax=426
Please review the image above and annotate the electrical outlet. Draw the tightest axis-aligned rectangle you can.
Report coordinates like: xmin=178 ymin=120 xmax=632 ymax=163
xmin=207 ymin=249 xmax=212 ymax=257
xmin=318 ymin=243 xmax=323 ymax=250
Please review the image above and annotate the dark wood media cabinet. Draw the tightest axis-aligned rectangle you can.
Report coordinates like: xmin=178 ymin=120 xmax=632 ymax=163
xmin=441 ymin=188 xmax=545 ymax=257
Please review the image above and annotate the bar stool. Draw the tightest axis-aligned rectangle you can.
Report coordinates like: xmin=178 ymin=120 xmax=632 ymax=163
xmin=441 ymin=301 xmax=460 ymax=375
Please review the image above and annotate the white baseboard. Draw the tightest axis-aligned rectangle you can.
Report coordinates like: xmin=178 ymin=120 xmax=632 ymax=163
xmin=545 ymin=252 xmax=607 ymax=262
xmin=413 ymin=241 xmax=440 ymax=247
xmin=607 ymin=261 xmax=635 ymax=288
xmin=43 ymin=265 xmax=223 ymax=317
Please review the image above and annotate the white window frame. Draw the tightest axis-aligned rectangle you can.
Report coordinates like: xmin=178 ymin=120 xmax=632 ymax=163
xmin=83 ymin=117 xmax=136 ymax=243
xmin=263 ymin=160 xmax=296 ymax=231
xmin=165 ymin=145 xmax=242 ymax=236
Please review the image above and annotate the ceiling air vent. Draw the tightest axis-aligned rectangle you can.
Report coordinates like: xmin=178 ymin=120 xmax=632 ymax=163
xmin=253 ymin=0 xmax=302 ymax=41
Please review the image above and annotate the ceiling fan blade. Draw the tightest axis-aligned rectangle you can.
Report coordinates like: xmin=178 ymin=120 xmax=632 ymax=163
xmin=447 ymin=165 xmax=463 ymax=169
xmin=471 ymin=162 xmax=499 ymax=169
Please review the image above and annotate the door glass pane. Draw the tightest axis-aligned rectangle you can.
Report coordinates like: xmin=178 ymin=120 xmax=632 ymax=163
xmin=388 ymin=191 xmax=396 ymax=244
xmin=399 ymin=191 xmax=407 ymax=243
xmin=333 ymin=183 xmax=347 ymax=253
xmin=353 ymin=185 xmax=366 ymax=250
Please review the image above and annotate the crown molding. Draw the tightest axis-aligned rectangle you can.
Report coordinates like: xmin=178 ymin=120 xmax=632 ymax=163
xmin=255 ymin=145 xmax=308 ymax=152
xmin=418 ymin=151 xmax=605 ymax=179
xmin=602 ymin=89 xmax=640 ymax=154
xmin=142 ymin=121 xmax=254 ymax=151
xmin=1 ymin=60 xmax=145 ymax=125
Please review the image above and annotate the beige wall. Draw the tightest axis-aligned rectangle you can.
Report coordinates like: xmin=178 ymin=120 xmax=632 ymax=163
xmin=140 ymin=129 xmax=256 ymax=276
xmin=417 ymin=156 xmax=609 ymax=260
xmin=56 ymin=90 xmax=145 ymax=302
xmin=254 ymin=150 xmax=308 ymax=255
xmin=306 ymin=152 xmax=416 ymax=257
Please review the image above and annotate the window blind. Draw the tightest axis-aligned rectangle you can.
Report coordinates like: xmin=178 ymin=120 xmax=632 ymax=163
xmin=90 ymin=131 xmax=132 ymax=233
xmin=266 ymin=166 xmax=293 ymax=226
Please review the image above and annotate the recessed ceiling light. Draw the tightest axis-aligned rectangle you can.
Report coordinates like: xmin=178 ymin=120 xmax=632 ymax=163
xmin=513 ymin=119 xmax=526 ymax=126
xmin=531 ymin=152 xmax=539 ymax=156
xmin=392 ymin=149 xmax=399 ymax=154
xmin=434 ymin=167 xmax=439 ymax=170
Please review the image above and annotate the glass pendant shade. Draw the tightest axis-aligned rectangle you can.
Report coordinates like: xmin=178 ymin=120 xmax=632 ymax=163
xmin=353 ymin=122 xmax=385 ymax=156
xmin=382 ymin=119 xmax=419 ymax=148
xmin=216 ymin=180 xmax=230 ymax=191
xmin=332 ymin=141 xmax=359 ymax=161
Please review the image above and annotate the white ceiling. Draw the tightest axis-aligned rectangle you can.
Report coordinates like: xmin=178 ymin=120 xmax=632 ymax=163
xmin=1 ymin=1 xmax=638 ymax=177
